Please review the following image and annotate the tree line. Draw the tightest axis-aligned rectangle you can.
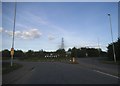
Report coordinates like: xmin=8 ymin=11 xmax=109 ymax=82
xmin=1 ymin=47 xmax=107 ymax=60
xmin=107 ymin=38 xmax=120 ymax=61
xmin=1 ymin=39 xmax=119 ymax=61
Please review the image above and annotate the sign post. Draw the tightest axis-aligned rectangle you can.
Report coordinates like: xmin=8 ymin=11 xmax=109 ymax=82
xmin=11 ymin=48 xmax=14 ymax=67
xmin=73 ymin=57 xmax=75 ymax=63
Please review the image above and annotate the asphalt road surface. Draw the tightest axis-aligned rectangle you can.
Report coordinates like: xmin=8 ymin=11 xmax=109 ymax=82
xmin=2 ymin=57 xmax=119 ymax=84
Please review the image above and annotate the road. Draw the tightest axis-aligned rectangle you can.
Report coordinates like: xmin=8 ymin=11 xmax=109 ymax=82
xmin=2 ymin=57 xmax=119 ymax=84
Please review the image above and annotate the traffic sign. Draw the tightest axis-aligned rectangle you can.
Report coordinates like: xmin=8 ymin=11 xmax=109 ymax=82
xmin=11 ymin=48 xmax=14 ymax=56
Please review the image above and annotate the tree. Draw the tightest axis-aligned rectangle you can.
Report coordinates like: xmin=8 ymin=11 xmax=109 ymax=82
xmin=107 ymin=38 xmax=120 ymax=61
xmin=79 ymin=47 xmax=87 ymax=57
xmin=25 ymin=50 xmax=34 ymax=58
xmin=71 ymin=47 xmax=77 ymax=58
xmin=86 ymin=48 xmax=99 ymax=57
xmin=76 ymin=48 xmax=82 ymax=57
xmin=14 ymin=50 xmax=24 ymax=58
xmin=2 ymin=49 xmax=10 ymax=59
xmin=56 ymin=49 xmax=66 ymax=58
xmin=2 ymin=49 xmax=10 ymax=57
xmin=68 ymin=48 xmax=72 ymax=52
xmin=66 ymin=48 xmax=72 ymax=58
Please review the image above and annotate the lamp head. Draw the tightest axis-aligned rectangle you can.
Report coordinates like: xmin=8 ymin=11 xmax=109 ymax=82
xmin=108 ymin=14 xmax=110 ymax=16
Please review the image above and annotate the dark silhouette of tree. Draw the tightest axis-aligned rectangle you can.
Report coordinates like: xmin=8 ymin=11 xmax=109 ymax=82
xmin=2 ymin=45 xmax=105 ymax=60
xmin=71 ymin=47 xmax=77 ymax=58
xmin=66 ymin=48 xmax=72 ymax=58
xmin=25 ymin=50 xmax=34 ymax=58
xmin=76 ymin=48 xmax=81 ymax=57
xmin=2 ymin=49 xmax=10 ymax=57
xmin=2 ymin=49 xmax=10 ymax=59
xmin=68 ymin=48 xmax=72 ymax=52
xmin=56 ymin=49 xmax=66 ymax=58
xmin=117 ymin=38 xmax=120 ymax=60
xmin=107 ymin=38 xmax=120 ymax=61
xmin=37 ymin=50 xmax=44 ymax=58
xmin=100 ymin=51 xmax=107 ymax=57
xmin=14 ymin=50 xmax=24 ymax=58
xmin=86 ymin=48 xmax=99 ymax=57
xmin=79 ymin=47 xmax=87 ymax=57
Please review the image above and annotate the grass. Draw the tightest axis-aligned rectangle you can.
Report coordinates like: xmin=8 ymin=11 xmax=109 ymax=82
xmin=118 ymin=73 xmax=120 ymax=77
xmin=100 ymin=60 xmax=120 ymax=65
xmin=2 ymin=57 xmax=11 ymax=60
xmin=19 ymin=57 xmax=70 ymax=62
xmin=19 ymin=57 xmax=80 ymax=65
xmin=97 ymin=57 xmax=120 ymax=65
xmin=18 ymin=57 xmax=80 ymax=64
xmin=0 ymin=57 xmax=2 ymax=60
xmin=2 ymin=62 xmax=23 ymax=74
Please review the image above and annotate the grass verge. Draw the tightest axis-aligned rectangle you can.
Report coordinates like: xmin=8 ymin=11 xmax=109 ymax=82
xmin=19 ymin=57 xmax=70 ymax=62
xmin=18 ymin=57 xmax=80 ymax=64
xmin=100 ymin=60 xmax=120 ymax=65
xmin=2 ymin=62 xmax=23 ymax=74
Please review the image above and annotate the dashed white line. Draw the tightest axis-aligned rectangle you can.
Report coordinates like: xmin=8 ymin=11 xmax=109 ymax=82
xmin=93 ymin=70 xmax=119 ymax=79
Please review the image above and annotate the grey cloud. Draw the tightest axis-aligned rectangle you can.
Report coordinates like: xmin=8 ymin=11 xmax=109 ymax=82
xmin=4 ymin=28 xmax=42 ymax=39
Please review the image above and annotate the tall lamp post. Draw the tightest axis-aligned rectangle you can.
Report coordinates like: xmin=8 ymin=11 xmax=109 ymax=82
xmin=97 ymin=37 xmax=100 ymax=57
xmin=108 ymin=14 xmax=116 ymax=63
xmin=11 ymin=2 xmax=17 ymax=67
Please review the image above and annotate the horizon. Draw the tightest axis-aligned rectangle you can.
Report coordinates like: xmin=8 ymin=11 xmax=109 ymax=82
xmin=1 ymin=46 xmax=106 ymax=52
xmin=1 ymin=2 xmax=118 ymax=52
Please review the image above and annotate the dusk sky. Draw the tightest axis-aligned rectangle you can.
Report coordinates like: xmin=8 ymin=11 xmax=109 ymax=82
xmin=1 ymin=2 xmax=118 ymax=51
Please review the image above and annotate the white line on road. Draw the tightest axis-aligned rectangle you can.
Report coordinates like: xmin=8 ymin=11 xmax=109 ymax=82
xmin=93 ymin=70 xmax=120 ymax=79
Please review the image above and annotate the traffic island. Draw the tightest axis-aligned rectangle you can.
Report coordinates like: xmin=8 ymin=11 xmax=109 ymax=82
xmin=69 ymin=57 xmax=79 ymax=64
xmin=69 ymin=61 xmax=79 ymax=64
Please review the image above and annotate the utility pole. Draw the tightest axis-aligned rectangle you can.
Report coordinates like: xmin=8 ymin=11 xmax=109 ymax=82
xmin=97 ymin=37 xmax=100 ymax=56
xmin=11 ymin=2 xmax=17 ymax=67
xmin=108 ymin=14 xmax=116 ymax=63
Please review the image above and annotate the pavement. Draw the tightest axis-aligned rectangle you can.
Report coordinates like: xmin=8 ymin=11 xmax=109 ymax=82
xmin=2 ymin=57 xmax=120 ymax=84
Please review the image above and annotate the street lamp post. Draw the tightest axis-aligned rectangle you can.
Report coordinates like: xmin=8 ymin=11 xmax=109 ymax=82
xmin=108 ymin=14 xmax=116 ymax=63
xmin=97 ymin=37 xmax=100 ymax=57
xmin=11 ymin=2 xmax=17 ymax=67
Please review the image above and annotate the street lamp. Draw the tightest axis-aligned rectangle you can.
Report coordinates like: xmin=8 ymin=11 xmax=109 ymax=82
xmin=108 ymin=13 xmax=116 ymax=62
xmin=97 ymin=37 xmax=100 ymax=57
xmin=11 ymin=2 xmax=17 ymax=67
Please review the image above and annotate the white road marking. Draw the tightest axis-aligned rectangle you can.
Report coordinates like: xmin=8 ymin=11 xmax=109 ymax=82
xmin=93 ymin=70 xmax=120 ymax=79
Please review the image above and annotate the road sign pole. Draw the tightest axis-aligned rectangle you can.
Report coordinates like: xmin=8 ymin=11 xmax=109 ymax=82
xmin=11 ymin=56 xmax=13 ymax=67
xmin=97 ymin=37 xmax=100 ymax=56
xmin=10 ymin=48 xmax=14 ymax=67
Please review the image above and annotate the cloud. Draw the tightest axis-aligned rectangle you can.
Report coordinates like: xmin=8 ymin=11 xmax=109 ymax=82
xmin=24 ymin=12 xmax=48 ymax=25
xmin=5 ymin=29 xmax=42 ymax=39
xmin=24 ymin=12 xmax=68 ymax=35
xmin=0 ymin=27 xmax=3 ymax=33
xmin=48 ymin=35 xmax=55 ymax=41
xmin=5 ymin=30 xmax=12 ymax=35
